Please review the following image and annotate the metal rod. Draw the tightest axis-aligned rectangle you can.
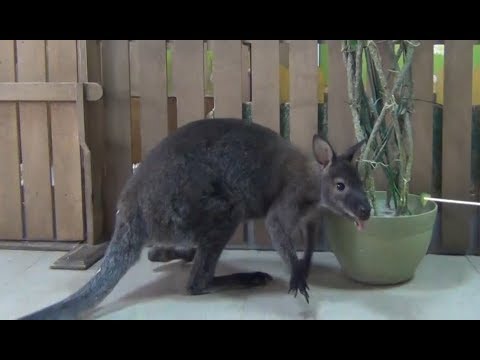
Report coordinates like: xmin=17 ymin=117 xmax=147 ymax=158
xmin=424 ymin=196 xmax=480 ymax=207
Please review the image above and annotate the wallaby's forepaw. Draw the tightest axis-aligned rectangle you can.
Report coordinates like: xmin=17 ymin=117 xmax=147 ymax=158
xmin=289 ymin=261 xmax=310 ymax=303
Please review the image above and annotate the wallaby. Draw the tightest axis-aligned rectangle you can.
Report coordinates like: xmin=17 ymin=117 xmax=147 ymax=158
xmin=18 ymin=118 xmax=371 ymax=320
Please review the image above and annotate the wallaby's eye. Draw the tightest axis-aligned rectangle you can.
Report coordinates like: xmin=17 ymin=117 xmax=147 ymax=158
xmin=336 ymin=182 xmax=345 ymax=191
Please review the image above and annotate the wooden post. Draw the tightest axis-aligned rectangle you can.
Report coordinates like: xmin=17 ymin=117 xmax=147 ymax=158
xmin=250 ymin=40 xmax=280 ymax=247
xmin=212 ymin=40 xmax=244 ymax=247
xmin=441 ymin=40 xmax=475 ymax=254
xmin=0 ymin=40 xmax=23 ymax=240
xmin=16 ymin=40 xmax=54 ymax=240
xmin=101 ymin=40 xmax=132 ymax=238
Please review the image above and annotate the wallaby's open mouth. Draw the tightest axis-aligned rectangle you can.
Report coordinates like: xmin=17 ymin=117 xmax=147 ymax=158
xmin=354 ymin=218 xmax=366 ymax=231
xmin=345 ymin=212 xmax=367 ymax=231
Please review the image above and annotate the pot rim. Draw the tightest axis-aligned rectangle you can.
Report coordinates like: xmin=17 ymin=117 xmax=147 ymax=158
xmin=367 ymin=191 xmax=438 ymax=220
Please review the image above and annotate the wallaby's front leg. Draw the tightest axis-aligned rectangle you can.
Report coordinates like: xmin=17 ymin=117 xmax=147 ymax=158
xmin=300 ymin=219 xmax=320 ymax=278
xmin=266 ymin=204 xmax=311 ymax=303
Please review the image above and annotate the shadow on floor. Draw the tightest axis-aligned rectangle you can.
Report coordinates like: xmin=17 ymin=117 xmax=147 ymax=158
xmin=89 ymin=253 xmax=476 ymax=319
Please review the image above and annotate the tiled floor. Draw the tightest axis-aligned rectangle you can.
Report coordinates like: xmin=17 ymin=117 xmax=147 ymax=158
xmin=1 ymin=249 xmax=480 ymax=320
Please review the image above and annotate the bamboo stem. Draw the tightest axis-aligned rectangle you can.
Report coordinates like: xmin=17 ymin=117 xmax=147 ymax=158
xmin=342 ymin=40 xmax=419 ymax=216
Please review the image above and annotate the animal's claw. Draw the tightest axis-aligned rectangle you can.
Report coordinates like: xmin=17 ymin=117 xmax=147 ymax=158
xmin=288 ymin=260 xmax=310 ymax=303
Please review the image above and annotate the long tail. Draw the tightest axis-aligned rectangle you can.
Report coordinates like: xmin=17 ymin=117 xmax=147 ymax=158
xmin=18 ymin=208 xmax=147 ymax=320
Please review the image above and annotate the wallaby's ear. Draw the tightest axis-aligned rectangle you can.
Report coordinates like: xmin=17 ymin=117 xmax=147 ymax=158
xmin=312 ymin=134 xmax=336 ymax=169
xmin=341 ymin=139 xmax=366 ymax=163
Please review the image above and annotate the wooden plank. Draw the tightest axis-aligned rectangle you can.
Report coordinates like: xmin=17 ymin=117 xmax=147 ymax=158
xmin=411 ymin=40 xmax=434 ymax=196
xmin=0 ymin=40 xmax=23 ymax=239
xmin=0 ymin=240 xmax=79 ymax=252
xmin=241 ymin=43 xmax=253 ymax=246
xmin=241 ymin=42 xmax=251 ymax=103
xmin=129 ymin=41 xmax=141 ymax=97
xmin=16 ymin=40 xmax=54 ymax=240
xmin=77 ymin=41 xmax=94 ymax=246
xmin=212 ymin=40 xmax=242 ymax=118
xmin=102 ymin=40 xmax=132 ymax=237
xmin=289 ymin=40 xmax=318 ymax=155
xmin=250 ymin=40 xmax=280 ymax=247
xmin=85 ymin=40 xmax=105 ymax=244
xmin=173 ymin=40 xmax=204 ymax=126
xmin=212 ymin=40 xmax=243 ymax=247
xmin=441 ymin=40 xmax=475 ymax=254
xmin=47 ymin=40 xmax=84 ymax=241
xmin=168 ymin=96 xmax=177 ymax=132
xmin=0 ymin=82 xmax=103 ymax=102
xmin=251 ymin=40 xmax=280 ymax=132
xmin=131 ymin=97 xmax=142 ymax=164
xmin=326 ymin=40 xmax=355 ymax=154
xmin=139 ymin=40 xmax=168 ymax=158
xmin=50 ymin=242 xmax=108 ymax=270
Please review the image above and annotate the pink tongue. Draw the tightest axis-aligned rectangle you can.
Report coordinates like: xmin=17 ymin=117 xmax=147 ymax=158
xmin=355 ymin=220 xmax=365 ymax=231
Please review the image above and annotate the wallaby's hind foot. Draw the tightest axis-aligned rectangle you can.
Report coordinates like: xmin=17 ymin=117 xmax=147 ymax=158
xmin=188 ymin=272 xmax=273 ymax=296
xmin=185 ymin=223 xmax=273 ymax=296
xmin=148 ymin=245 xmax=196 ymax=263
xmin=210 ymin=271 xmax=273 ymax=290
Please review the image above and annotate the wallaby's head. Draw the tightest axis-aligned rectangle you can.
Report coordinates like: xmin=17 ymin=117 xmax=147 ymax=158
xmin=312 ymin=135 xmax=371 ymax=230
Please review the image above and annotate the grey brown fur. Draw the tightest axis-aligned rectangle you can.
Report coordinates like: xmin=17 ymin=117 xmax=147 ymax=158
xmin=18 ymin=118 xmax=370 ymax=320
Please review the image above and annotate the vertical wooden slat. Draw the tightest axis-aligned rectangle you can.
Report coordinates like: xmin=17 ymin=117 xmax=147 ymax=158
xmin=250 ymin=40 xmax=280 ymax=246
xmin=241 ymin=42 xmax=251 ymax=103
xmin=326 ymin=40 xmax=355 ymax=154
xmin=84 ymin=40 xmax=105 ymax=243
xmin=411 ymin=40 xmax=434 ymax=196
xmin=289 ymin=40 xmax=318 ymax=155
xmin=441 ymin=40 xmax=475 ymax=254
xmin=173 ymin=40 xmax=204 ymax=126
xmin=47 ymin=40 xmax=84 ymax=241
xmin=16 ymin=40 xmax=54 ymax=240
xmin=102 ymin=40 xmax=132 ymax=237
xmin=212 ymin=40 xmax=242 ymax=117
xmin=76 ymin=85 xmax=92 ymax=244
xmin=251 ymin=40 xmax=280 ymax=132
xmin=241 ymin=42 xmax=253 ymax=246
xmin=0 ymin=40 xmax=22 ymax=239
xmin=129 ymin=41 xmax=142 ymax=164
xmin=212 ymin=40 xmax=244 ymax=247
xmin=76 ymin=41 xmax=93 ymax=244
xmin=130 ymin=97 xmax=142 ymax=164
xmin=129 ymin=41 xmax=140 ymax=97
xmin=139 ymin=40 xmax=168 ymax=158
xmin=323 ymin=40 xmax=355 ymax=252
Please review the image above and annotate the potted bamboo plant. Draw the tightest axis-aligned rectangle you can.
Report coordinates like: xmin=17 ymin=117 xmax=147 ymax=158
xmin=325 ymin=40 xmax=438 ymax=285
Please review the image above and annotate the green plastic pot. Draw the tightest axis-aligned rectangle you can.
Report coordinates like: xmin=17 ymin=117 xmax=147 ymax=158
xmin=324 ymin=191 xmax=438 ymax=285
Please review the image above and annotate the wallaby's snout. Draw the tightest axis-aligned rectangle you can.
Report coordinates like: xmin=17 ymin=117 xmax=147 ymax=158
xmin=357 ymin=202 xmax=371 ymax=221
xmin=356 ymin=192 xmax=372 ymax=221
xmin=353 ymin=198 xmax=371 ymax=231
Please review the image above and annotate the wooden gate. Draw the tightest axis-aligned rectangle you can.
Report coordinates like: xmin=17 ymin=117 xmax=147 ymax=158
xmin=0 ymin=40 xmax=103 ymax=256
xmin=1 ymin=40 xmax=480 ymax=265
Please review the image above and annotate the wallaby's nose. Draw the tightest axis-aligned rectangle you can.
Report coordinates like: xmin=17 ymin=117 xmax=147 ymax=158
xmin=358 ymin=205 xmax=371 ymax=219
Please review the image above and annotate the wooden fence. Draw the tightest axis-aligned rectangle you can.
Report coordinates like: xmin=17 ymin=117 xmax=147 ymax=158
xmin=0 ymin=40 xmax=479 ymax=256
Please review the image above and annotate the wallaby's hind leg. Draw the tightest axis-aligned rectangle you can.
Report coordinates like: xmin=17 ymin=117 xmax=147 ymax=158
xmin=148 ymin=245 xmax=196 ymax=263
xmin=186 ymin=226 xmax=273 ymax=296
